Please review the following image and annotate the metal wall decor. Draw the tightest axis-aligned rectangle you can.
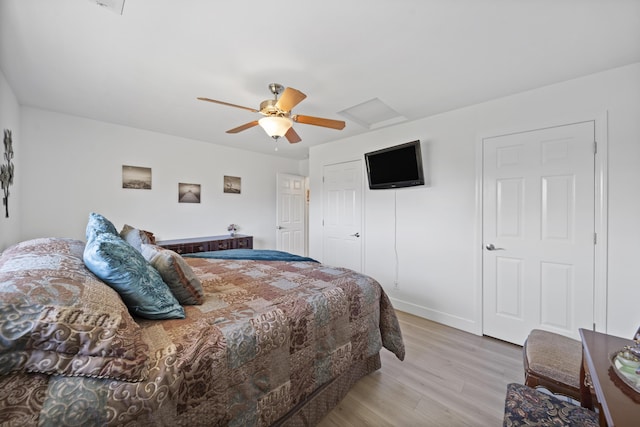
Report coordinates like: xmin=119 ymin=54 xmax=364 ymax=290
xmin=0 ymin=129 xmax=14 ymax=218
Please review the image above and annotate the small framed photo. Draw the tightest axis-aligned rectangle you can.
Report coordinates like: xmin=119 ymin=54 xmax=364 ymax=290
xmin=224 ymin=175 xmax=241 ymax=194
xmin=122 ymin=165 xmax=151 ymax=190
xmin=178 ymin=183 xmax=201 ymax=203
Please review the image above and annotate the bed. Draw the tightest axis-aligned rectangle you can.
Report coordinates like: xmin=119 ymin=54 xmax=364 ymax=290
xmin=0 ymin=215 xmax=405 ymax=426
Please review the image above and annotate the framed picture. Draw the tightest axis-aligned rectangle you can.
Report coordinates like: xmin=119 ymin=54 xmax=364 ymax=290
xmin=122 ymin=165 xmax=152 ymax=190
xmin=178 ymin=183 xmax=201 ymax=203
xmin=224 ymin=175 xmax=241 ymax=194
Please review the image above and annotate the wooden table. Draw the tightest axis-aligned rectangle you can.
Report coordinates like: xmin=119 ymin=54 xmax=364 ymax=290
xmin=579 ymin=328 xmax=640 ymax=426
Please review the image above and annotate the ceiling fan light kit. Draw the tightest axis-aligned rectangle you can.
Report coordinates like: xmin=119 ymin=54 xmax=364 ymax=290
xmin=259 ymin=116 xmax=293 ymax=138
xmin=198 ymin=83 xmax=346 ymax=145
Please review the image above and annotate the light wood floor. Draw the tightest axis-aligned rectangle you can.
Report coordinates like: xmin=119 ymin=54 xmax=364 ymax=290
xmin=318 ymin=311 xmax=524 ymax=426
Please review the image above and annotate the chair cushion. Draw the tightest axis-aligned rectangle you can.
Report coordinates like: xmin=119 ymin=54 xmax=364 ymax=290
xmin=503 ymin=383 xmax=598 ymax=426
xmin=525 ymin=329 xmax=582 ymax=389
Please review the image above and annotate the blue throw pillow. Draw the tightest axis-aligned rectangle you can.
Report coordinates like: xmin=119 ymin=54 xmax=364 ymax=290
xmin=83 ymin=233 xmax=185 ymax=320
xmin=86 ymin=212 xmax=118 ymax=242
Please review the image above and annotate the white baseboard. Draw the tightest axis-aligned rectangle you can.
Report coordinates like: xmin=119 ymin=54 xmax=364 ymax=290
xmin=389 ymin=296 xmax=482 ymax=336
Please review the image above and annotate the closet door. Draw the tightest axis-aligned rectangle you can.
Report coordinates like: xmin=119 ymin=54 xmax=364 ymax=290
xmin=482 ymin=122 xmax=595 ymax=345
xmin=322 ymin=160 xmax=363 ymax=272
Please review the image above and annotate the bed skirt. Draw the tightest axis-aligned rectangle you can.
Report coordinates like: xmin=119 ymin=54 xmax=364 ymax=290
xmin=276 ymin=353 xmax=381 ymax=426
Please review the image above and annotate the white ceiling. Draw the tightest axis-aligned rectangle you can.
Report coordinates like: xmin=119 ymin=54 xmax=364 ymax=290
xmin=1 ymin=0 xmax=639 ymax=160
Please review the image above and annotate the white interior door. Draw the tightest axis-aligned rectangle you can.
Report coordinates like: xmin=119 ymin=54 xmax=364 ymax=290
xmin=322 ymin=161 xmax=363 ymax=272
xmin=482 ymin=122 xmax=595 ymax=345
xmin=276 ymin=173 xmax=306 ymax=256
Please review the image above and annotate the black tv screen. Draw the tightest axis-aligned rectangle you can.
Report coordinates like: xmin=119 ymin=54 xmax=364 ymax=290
xmin=365 ymin=140 xmax=425 ymax=189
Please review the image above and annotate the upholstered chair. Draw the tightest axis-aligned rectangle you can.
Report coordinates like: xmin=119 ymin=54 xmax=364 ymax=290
xmin=523 ymin=329 xmax=583 ymax=401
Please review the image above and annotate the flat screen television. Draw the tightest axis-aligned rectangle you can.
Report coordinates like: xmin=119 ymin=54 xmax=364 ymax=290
xmin=364 ymin=140 xmax=425 ymax=189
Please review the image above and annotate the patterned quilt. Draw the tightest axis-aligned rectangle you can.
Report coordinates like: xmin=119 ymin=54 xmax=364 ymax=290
xmin=0 ymin=248 xmax=404 ymax=426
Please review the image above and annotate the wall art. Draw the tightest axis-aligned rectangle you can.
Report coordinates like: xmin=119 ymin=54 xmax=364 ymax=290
xmin=122 ymin=165 xmax=152 ymax=189
xmin=224 ymin=175 xmax=241 ymax=194
xmin=1 ymin=129 xmax=14 ymax=218
xmin=179 ymin=183 xmax=201 ymax=203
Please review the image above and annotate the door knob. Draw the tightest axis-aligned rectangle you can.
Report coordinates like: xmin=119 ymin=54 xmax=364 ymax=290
xmin=276 ymin=226 xmax=283 ymax=230
xmin=485 ymin=243 xmax=505 ymax=251
xmin=350 ymin=232 xmax=360 ymax=238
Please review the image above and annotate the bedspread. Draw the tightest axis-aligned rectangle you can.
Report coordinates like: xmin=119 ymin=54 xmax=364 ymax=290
xmin=184 ymin=248 xmax=318 ymax=262
xmin=0 ymin=256 xmax=404 ymax=427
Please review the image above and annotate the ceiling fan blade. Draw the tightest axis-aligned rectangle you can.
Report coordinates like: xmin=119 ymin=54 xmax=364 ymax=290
xmin=197 ymin=97 xmax=259 ymax=113
xmin=275 ymin=87 xmax=307 ymax=112
xmin=285 ymin=127 xmax=302 ymax=144
xmin=226 ymin=121 xmax=259 ymax=134
xmin=293 ymin=114 xmax=346 ymax=130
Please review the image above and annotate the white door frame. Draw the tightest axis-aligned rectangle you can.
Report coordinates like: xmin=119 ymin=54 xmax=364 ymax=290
xmin=473 ymin=113 xmax=609 ymax=336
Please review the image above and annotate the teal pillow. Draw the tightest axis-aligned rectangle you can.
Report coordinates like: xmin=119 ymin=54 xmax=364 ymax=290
xmin=83 ymin=233 xmax=185 ymax=320
xmin=86 ymin=212 xmax=118 ymax=242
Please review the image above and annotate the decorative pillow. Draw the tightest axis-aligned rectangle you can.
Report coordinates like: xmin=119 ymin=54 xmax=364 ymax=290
xmin=140 ymin=244 xmax=204 ymax=305
xmin=0 ymin=238 xmax=150 ymax=381
xmin=85 ymin=212 xmax=118 ymax=242
xmin=120 ymin=224 xmax=154 ymax=251
xmin=83 ymin=233 xmax=185 ymax=320
xmin=142 ymin=229 xmax=156 ymax=244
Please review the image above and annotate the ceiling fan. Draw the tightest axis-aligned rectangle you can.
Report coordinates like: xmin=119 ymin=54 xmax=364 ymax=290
xmin=198 ymin=83 xmax=346 ymax=144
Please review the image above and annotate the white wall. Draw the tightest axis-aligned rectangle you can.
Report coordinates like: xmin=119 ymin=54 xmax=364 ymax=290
xmin=309 ymin=63 xmax=640 ymax=338
xmin=0 ymin=69 xmax=21 ymax=251
xmin=7 ymin=63 xmax=640 ymax=340
xmin=19 ymin=107 xmax=302 ymax=249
